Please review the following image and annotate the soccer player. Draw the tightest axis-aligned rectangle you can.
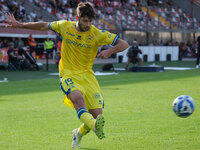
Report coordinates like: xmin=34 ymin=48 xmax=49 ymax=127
xmin=4 ymin=2 xmax=129 ymax=148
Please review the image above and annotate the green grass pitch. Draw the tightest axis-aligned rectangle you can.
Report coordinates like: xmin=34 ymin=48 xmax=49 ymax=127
xmin=0 ymin=61 xmax=200 ymax=150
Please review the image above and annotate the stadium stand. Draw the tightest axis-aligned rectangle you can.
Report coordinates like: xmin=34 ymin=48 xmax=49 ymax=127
xmin=1 ymin=0 xmax=200 ymax=31
xmin=32 ymin=0 xmax=199 ymax=31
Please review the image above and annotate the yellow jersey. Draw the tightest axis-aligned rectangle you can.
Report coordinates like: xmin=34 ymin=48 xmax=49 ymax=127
xmin=49 ymin=20 xmax=119 ymax=76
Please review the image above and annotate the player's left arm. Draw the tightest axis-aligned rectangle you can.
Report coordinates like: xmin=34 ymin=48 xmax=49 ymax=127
xmin=97 ymin=38 xmax=129 ymax=59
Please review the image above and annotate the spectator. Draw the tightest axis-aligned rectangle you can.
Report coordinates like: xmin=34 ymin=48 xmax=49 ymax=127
xmin=1 ymin=3 xmax=9 ymax=12
xmin=44 ymin=38 xmax=54 ymax=58
xmin=69 ymin=0 xmax=78 ymax=8
xmin=7 ymin=42 xmax=20 ymax=63
xmin=19 ymin=3 xmax=25 ymax=14
xmin=30 ymin=9 xmax=37 ymax=20
xmin=1 ymin=39 xmax=8 ymax=48
xmin=0 ymin=13 xmax=5 ymax=23
xmin=38 ymin=16 xmax=44 ymax=22
xmin=179 ymin=42 xmax=187 ymax=60
xmin=11 ymin=37 xmax=18 ymax=48
xmin=17 ymin=37 xmax=25 ymax=51
xmin=57 ymin=38 xmax=62 ymax=52
xmin=27 ymin=34 xmax=37 ymax=56
xmin=159 ymin=40 xmax=164 ymax=46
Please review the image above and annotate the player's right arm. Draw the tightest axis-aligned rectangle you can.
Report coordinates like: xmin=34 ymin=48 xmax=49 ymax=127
xmin=4 ymin=13 xmax=49 ymax=31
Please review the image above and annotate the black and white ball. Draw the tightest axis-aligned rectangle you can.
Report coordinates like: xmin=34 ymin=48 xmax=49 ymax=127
xmin=172 ymin=95 xmax=195 ymax=118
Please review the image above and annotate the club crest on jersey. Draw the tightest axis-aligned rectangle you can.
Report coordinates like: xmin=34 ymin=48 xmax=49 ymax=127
xmin=77 ymin=35 xmax=81 ymax=40
xmin=86 ymin=35 xmax=92 ymax=43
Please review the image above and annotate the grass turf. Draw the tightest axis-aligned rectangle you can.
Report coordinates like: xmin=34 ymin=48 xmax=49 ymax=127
xmin=0 ymin=61 xmax=200 ymax=150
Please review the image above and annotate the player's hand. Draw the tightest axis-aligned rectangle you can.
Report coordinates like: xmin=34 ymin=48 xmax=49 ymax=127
xmin=97 ymin=49 xmax=112 ymax=59
xmin=4 ymin=13 xmax=20 ymax=28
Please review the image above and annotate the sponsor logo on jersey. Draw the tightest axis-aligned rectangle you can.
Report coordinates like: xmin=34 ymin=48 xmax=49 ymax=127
xmin=65 ymin=39 xmax=91 ymax=48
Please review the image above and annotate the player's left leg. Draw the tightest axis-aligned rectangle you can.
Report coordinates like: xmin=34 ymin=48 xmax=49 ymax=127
xmin=72 ymin=123 xmax=90 ymax=148
xmin=89 ymin=108 xmax=105 ymax=139
xmin=72 ymin=109 xmax=105 ymax=148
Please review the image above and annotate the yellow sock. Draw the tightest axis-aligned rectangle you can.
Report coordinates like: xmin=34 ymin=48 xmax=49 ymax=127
xmin=78 ymin=123 xmax=90 ymax=135
xmin=77 ymin=108 xmax=95 ymax=130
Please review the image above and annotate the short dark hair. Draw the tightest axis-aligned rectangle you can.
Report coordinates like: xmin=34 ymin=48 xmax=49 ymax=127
xmin=76 ymin=2 xmax=95 ymax=19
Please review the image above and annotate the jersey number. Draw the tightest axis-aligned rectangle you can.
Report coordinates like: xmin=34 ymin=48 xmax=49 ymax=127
xmin=65 ymin=78 xmax=74 ymax=86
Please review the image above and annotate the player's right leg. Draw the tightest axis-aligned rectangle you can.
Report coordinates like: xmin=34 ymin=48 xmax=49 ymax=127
xmin=72 ymin=123 xmax=90 ymax=148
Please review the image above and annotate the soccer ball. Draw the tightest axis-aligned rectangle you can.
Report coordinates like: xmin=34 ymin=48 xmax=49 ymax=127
xmin=172 ymin=95 xmax=195 ymax=118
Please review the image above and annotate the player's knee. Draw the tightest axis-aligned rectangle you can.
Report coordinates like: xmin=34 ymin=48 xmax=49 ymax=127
xmin=68 ymin=91 xmax=85 ymax=109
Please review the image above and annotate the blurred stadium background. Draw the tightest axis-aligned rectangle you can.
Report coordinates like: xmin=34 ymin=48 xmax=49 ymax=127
xmin=0 ymin=0 xmax=200 ymax=71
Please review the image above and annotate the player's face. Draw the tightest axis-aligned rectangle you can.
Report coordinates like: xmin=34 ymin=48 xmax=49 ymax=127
xmin=78 ymin=16 xmax=93 ymax=32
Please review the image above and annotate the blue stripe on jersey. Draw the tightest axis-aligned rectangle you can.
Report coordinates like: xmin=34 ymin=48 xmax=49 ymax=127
xmin=112 ymin=35 xmax=119 ymax=46
xmin=77 ymin=108 xmax=88 ymax=119
xmin=48 ymin=22 xmax=58 ymax=34
xmin=48 ymin=22 xmax=52 ymax=30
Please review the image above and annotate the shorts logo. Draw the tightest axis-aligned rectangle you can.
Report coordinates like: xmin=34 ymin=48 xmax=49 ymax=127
xmin=94 ymin=93 xmax=101 ymax=99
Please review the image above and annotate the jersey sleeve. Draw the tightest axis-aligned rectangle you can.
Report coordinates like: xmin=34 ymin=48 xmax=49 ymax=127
xmin=97 ymin=30 xmax=119 ymax=46
xmin=48 ymin=20 xmax=67 ymax=34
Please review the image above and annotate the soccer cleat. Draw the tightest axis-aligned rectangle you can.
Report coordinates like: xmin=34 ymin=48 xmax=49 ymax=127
xmin=196 ymin=65 xmax=199 ymax=69
xmin=94 ymin=115 xmax=105 ymax=139
xmin=72 ymin=128 xmax=82 ymax=149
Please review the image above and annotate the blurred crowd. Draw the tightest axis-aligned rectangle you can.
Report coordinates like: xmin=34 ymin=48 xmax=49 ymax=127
xmin=30 ymin=0 xmax=141 ymax=15
xmin=0 ymin=36 xmax=60 ymax=59
xmin=0 ymin=0 xmax=43 ymax=22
